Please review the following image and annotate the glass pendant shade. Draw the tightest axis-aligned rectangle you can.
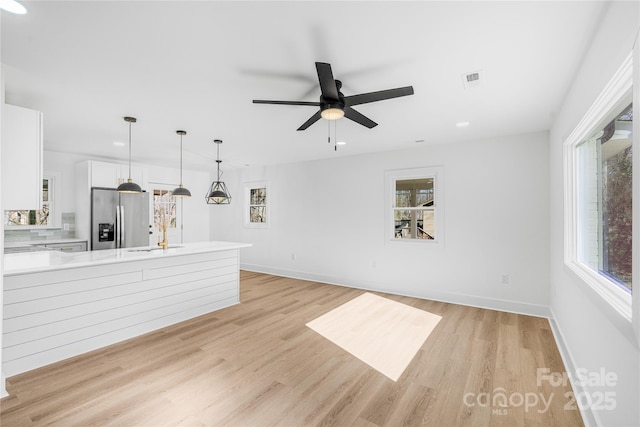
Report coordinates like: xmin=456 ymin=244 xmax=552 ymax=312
xmin=172 ymin=130 xmax=191 ymax=197
xmin=206 ymin=139 xmax=231 ymax=204
xmin=117 ymin=116 xmax=142 ymax=193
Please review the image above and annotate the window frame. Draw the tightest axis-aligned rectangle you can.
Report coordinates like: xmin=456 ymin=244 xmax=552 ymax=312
xmin=563 ymin=52 xmax=633 ymax=321
xmin=244 ymin=181 xmax=269 ymax=229
xmin=385 ymin=166 xmax=444 ymax=246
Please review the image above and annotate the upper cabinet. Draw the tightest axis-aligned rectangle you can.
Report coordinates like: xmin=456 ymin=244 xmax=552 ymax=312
xmin=90 ymin=160 xmax=147 ymax=189
xmin=2 ymin=104 xmax=44 ymax=210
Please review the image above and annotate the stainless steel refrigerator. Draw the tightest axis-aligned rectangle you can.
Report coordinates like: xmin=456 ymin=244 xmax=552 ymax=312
xmin=91 ymin=187 xmax=150 ymax=250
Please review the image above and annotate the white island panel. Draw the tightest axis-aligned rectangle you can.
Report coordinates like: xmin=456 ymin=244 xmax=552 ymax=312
xmin=2 ymin=241 xmax=250 ymax=376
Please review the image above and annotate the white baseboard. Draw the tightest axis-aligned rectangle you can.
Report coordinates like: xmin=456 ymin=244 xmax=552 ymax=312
xmin=546 ymin=309 xmax=598 ymax=427
xmin=1 ymin=371 xmax=7 ymax=398
xmin=240 ymin=264 xmax=552 ymax=318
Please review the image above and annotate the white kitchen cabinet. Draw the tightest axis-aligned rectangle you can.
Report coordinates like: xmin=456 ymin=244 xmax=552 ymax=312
xmin=42 ymin=241 xmax=88 ymax=252
xmin=3 ymin=243 xmax=247 ymax=376
xmin=1 ymin=104 xmax=43 ymax=210
xmin=90 ymin=160 xmax=146 ymax=189
xmin=4 ymin=240 xmax=88 ymax=254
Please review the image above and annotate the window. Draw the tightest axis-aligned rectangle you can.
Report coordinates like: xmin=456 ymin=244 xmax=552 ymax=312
xmin=385 ymin=167 xmax=443 ymax=244
xmin=153 ymin=189 xmax=176 ymax=230
xmin=576 ymin=104 xmax=632 ymax=291
xmin=244 ymin=181 xmax=269 ymax=228
xmin=4 ymin=176 xmax=54 ymax=228
xmin=394 ymin=178 xmax=435 ymax=239
xmin=564 ymin=52 xmax=633 ymax=319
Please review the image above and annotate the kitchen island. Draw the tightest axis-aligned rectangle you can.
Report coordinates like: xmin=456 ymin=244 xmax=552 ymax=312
xmin=3 ymin=241 xmax=250 ymax=376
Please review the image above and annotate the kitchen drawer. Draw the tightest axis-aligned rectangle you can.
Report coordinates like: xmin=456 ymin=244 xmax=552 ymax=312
xmin=4 ymin=246 xmax=36 ymax=254
xmin=43 ymin=241 xmax=87 ymax=252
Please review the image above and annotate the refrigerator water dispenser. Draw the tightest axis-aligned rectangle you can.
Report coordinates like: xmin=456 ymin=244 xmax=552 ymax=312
xmin=98 ymin=223 xmax=115 ymax=242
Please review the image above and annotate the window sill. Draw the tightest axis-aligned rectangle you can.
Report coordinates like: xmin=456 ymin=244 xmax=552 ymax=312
xmin=243 ymin=223 xmax=269 ymax=229
xmin=564 ymin=260 xmax=632 ymax=322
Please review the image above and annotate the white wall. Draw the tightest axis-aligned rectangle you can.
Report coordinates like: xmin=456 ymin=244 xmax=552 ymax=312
xmin=211 ymin=131 xmax=550 ymax=316
xmin=44 ymin=150 xmax=211 ymax=244
xmin=549 ymin=2 xmax=639 ymax=426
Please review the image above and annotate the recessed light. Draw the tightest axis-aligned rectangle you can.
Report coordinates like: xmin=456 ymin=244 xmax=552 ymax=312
xmin=336 ymin=141 xmax=347 ymax=146
xmin=455 ymin=121 xmax=470 ymax=128
xmin=0 ymin=0 xmax=27 ymax=14
xmin=113 ymin=141 xmax=125 ymax=147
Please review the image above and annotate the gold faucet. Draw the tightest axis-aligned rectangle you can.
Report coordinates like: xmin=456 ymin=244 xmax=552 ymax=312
xmin=158 ymin=227 xmax=168 ymax=250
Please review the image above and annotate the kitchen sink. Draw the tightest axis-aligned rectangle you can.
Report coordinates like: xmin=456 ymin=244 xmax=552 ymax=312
xmin=127 ymin=245 xmax=183 ymax=252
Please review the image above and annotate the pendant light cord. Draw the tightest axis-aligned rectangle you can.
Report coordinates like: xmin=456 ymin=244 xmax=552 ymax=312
xmin=179 ymin=134 xmax=184 ymax=186
xmin=128 ymin=120 xmax=132 ymax=179
xmin=216 ymin=140 xmax=221 ymax=181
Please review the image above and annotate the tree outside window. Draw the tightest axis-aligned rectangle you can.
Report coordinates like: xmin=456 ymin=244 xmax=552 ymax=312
xmin=153 ymin=189 xmax=176 ymax=231
xmin=577 ymin=103 xmax=632 ymax=292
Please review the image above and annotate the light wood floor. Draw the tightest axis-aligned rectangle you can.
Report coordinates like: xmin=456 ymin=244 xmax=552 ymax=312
xmin=1 ymin=271 xmax=584 ymax=427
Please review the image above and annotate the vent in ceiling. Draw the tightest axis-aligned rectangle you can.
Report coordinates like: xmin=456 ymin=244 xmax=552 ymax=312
xmin=462 ymin=70 xmax=483 ymax=89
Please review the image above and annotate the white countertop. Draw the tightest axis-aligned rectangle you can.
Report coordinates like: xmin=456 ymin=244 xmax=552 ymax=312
xmin=3 ymin=241 xmax=251 ymax=276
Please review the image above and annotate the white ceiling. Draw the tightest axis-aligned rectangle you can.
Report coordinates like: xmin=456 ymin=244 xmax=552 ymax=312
xmin=2 ymin=1 xmax=605 ymax=171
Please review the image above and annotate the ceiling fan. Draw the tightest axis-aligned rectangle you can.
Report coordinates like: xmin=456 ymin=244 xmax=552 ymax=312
xmin=253 ymin=62 xmax=414 ymax=131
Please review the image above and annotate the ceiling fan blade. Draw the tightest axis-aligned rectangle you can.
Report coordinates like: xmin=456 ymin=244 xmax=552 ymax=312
xmin=297 ymin=110 xmax=322 ymax=131
xmin=344 ymin=86 xmax=414 ymax=107
xmin=344 ymin=107 xmax=378 ymax=129
xmin=315 ymin=62 xmax=339 ymax=101
xmin=253 ymin=100 xmax=321 ymax=106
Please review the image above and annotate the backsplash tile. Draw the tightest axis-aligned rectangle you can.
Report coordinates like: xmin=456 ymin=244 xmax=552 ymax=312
xmin=4 ymin=212 xmax=76 ymax=242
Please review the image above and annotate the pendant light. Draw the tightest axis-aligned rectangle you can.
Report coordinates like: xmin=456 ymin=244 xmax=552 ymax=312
xmin=171 ymin=130 xmax=191 ymax=197
xmin=206 ymin=139 xmax=231 ymax=204
xmin=117 ymin=116 xmax=142 ymax=193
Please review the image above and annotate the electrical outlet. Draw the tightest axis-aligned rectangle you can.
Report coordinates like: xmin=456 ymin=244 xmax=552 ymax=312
xmin=500 ymin=274 xmax=510 ymax=284
xmin=371 ymin=260 xmax=377 ymax=268
xmin=291 ymin=253 xmax=296 ymax=261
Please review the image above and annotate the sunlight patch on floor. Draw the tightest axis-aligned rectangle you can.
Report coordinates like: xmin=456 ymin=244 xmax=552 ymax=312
xmin=306 ymin=292 xmax=442 ymax=381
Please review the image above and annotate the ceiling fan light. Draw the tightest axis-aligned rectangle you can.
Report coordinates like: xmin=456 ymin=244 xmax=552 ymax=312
xmin=321 ymin=108 xmax=344 ymax=121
